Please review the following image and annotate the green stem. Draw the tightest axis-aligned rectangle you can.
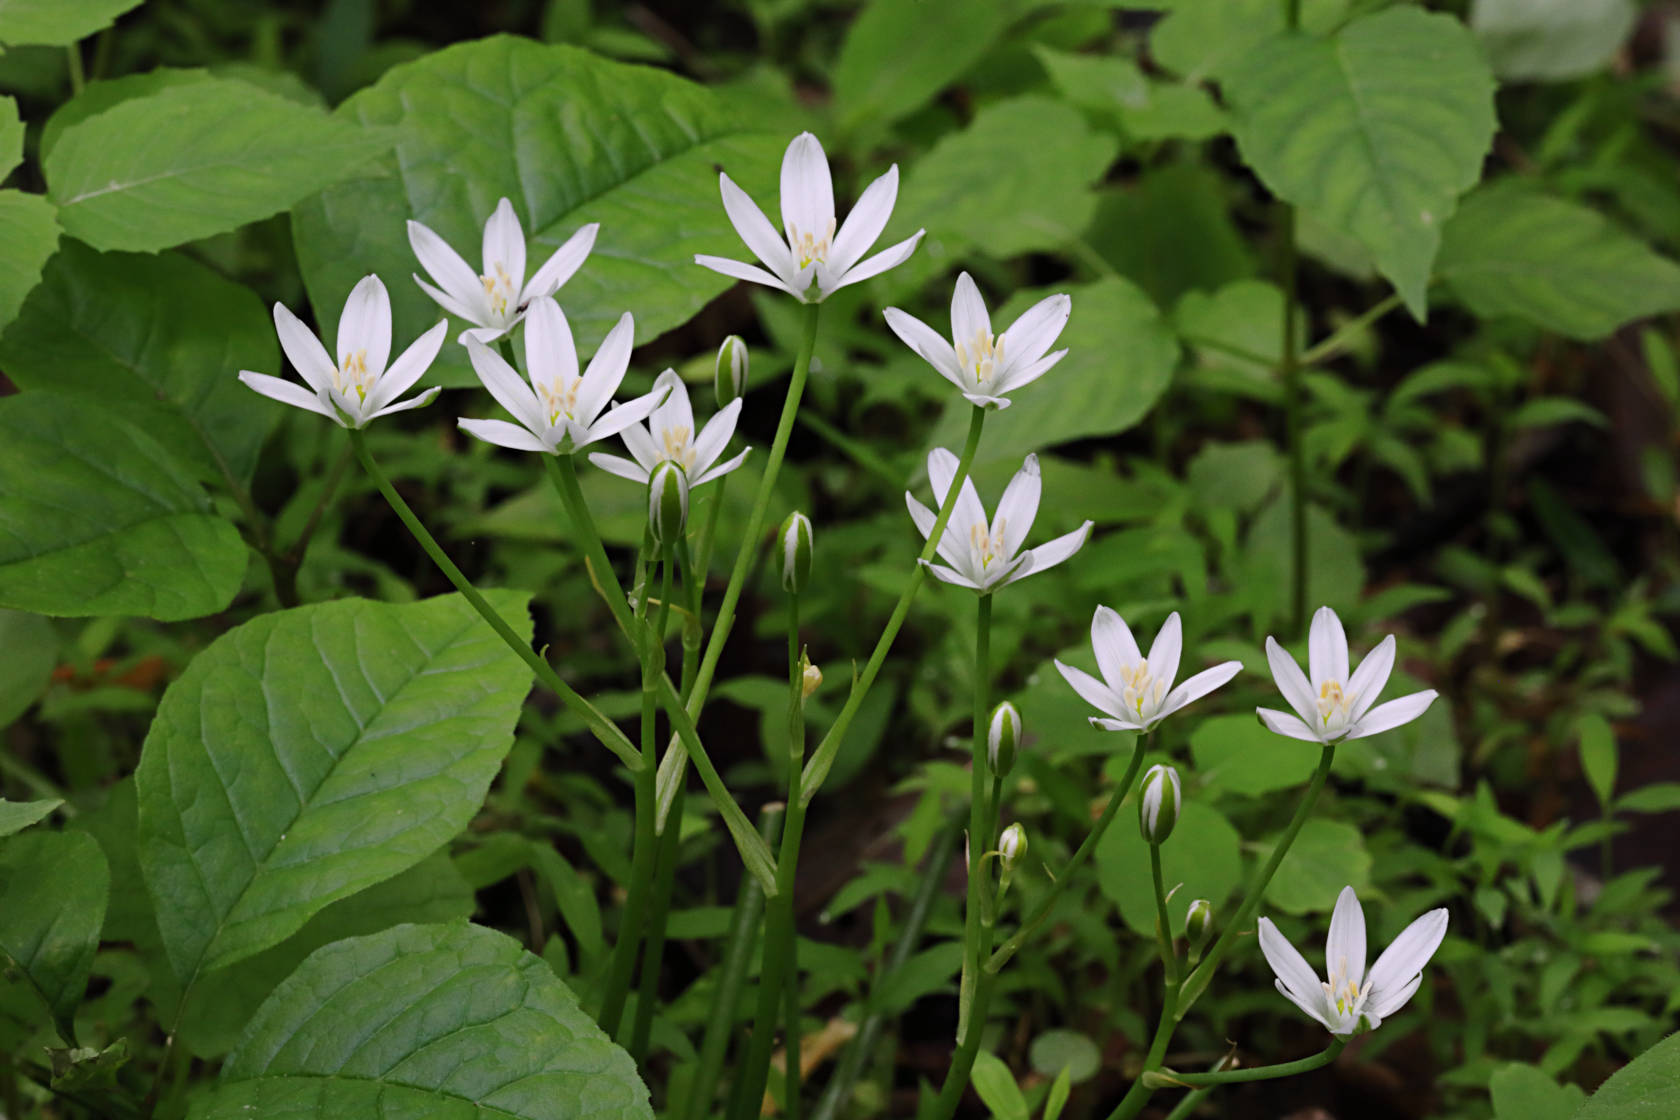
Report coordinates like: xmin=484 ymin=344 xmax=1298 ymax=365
xmin=1160 ymin=1057 xmax=1233 ymax=1120
xmin=783 ymin=593 xmax=805 ymax=1120
xmin=1280 ymin=202 xmax=1306 ymax=635
xmin=1299 ymin=294 xmax=1402 ymax=366
xmin=1151 ymin=844 xmax=1180 ymax=987
xmin=350 ymin=431 xmax=641 ymax=769
xmin=1176 ymin=743 xmax=1335 ymax=1019
xmin=925 ymin=593 xmax=995 ymax=1120
xmin=1146 ymin=1039 xmax=1344 ymax=1088
xmin=987 ymin=733 xmax=1148 ymax=973
xmin=1107 ymin=983 xmax=1179 ymax=1120
xmin=801 ymin=406 xmax=987 ymax=802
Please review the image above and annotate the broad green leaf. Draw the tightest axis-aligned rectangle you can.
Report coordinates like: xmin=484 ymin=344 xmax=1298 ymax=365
xmin=292 ymin=36 xmax=783 ymax=387
xmin=0 ymin=829 xmax=108 ymax=1044
xmin=1262 ymin=818 xmax=1372 ymax=915
xmin=898 ymin=96 xmax=1120 ymax=260
xmin=1577 ymin=714 xmax=1617 ymax=808
xmin=0 ymin=94 xmax=20 ymax=177
xmin=177 ymin=852 xmax=476 ymax=1057
xmin=1087 ymin=164 xmax=1257 ymax=308
xmin=970 ymin=1052 xmax=1028 ymax=1120
xmin=1471 ymin=0 xmax=1636 ymax=83
xmin=1489 ymin=1063 xmax=1585 ymax=1120
xmin=1096 ymin=799 xmax=1242 ymax=937
xmin=190 ymin=923 xmax=651 ymax=1120
xmin=1573 ymin=1031 xmax=1680 ymax=1120
xmin=1186 ymin=440 xmax=1282 ymax=513
xmin=1151 ymin=0 xmax=1348 ymax=83
xmin=1617 ymin=782 xmax=1680 ymax=814
xmin=136 ymin=593 xmax=534 ymax=982
xmin=0 ymin=799 xmax=60 ymax=837
xmin=0 ymin=608 xmax=56 ymax=727
xmin=45 ymin=76 xmax=389 ymax=252
xmin=1028 ymin=1029 xmax=1101 ymax=1084
xmin=1436 ymin=184 xmax=1680 ymax=340
xmin=0 ymin=391 xmax=246 ymax=620
xmin=1240 ymin=498 xmax=1365 ymax=631
xmin=1173 ymin=279 xmax=1300 ymax=401
xmin=0 ymin=0 xmax=141 ymax=46
xmin=833 ymin=0 xmax=1007 ymax=134
xmin=1223 ymin=7 xmax=1496 ymax=317
xmin=1191 ymin=714 xmax=1321 ymax=796
xmin=927 ymin=277 xmax=1178 ymax=471
xmin=0 ymin=241 xmax=277 ymax=486
xmin=40 ymin=68 xmax=217 ymax=160
xmin=0 ymin=189 xmax=59 ymax=332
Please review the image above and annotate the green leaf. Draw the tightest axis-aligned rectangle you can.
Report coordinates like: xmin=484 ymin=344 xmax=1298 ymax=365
xmin=1471 ymin=0 xmax=1636 ymax=83
xmin=1489 ymin=1063 xmax=1586 ymax=1120
xmin=0 ymin=829 xmax=108 ymax=1044
xmin=833 ymin=0 xmax=1007 ymax=134
xmin=291 ymin=36 xmax=783 ymax=388
xmin=1573 ymin=1031 xmax=1680 ymax=1120
xmin=1028 ymin=1029 xmax=1101 ymax=1084
xmin=0 ymin=798 xmax=61 ymax=837
xmin=1191 ymin=714 xmax=1321 ymax=797
xmin=40 ymin=68 xmax=217 ymax=161
xmin=189 ymin=922 xmax=652 ymax=1120
xmin=898 ymin=96 xmax=1120 ymax=260
xmin=1173 ymin=280 xmax=1299 ymax=401
xmin=0 ymin=609 xmax=57 ymax=727
xmin=1436 ymin=184 xmax=1680 ymax=340
xmin=0 ymin=0 xmax=141 ymax=46
xmin=1224 ymin=7 xmax=1496 ymax=317
xmin=1577 ymin=714 xmax=1617 ymax=808
xmin=0 ymin=189 xmax=60 ymax=333
xmin=0 ymin=241 xmax=278 ymax=486
xmin=45 ymin=76 xmax=390 ymax=252
xmin=1241 ymin=498 xmax=1366 ymax=632
xmin=1151 ymin=0 xmax=1350 ymax=83
xmin=1616 ymin=783 xmax=1680 ymax=814
xmin=1087 ymin=164 xmax=1257 ymax=308
xmin=1263 ymin=818 xmax=1372 ymax=915
xmin=1097 ymin=799 xmax=1242 ymax=937
xmin=1044 ymin=1067 xmax=1072 ymax=1120
xmin=0 ymin=94 xmax=21 ymax=177
xmin=970 ymin=1052 xmax=1028 ymax=1120
xmin=136 ymin=593 xmax=534 ymax=982
xmin=927 ymin=277 xmax=1178 ymax=471
xmin=873 ymin=941 xmax=963 ymax=1017
xmin=0 ymin=391 xmax=246 ymax=620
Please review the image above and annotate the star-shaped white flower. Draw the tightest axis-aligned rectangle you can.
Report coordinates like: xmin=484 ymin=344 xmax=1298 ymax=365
xmin=588 ymin=368 xmax=750 ymax=486
xmin=883 ymin=273 xmax=1071 ymax=409
xmin=695 ymin=131 xmax=924 ymax=303
xmin=1055 ymin=609 xmax=1241 ymax=733
xmin=457 ymin=297 xmax=662 ymax=455
xmin=1259 ymin=885 xmax=1448 ymax=1036
xmin=1258 ymin=606 xmax=1438 ymax=744
xmin=905 ymin=449 xmax=1091 ymax=594
xmin=408 ymin=197 xmax=598 ymax=344
xmin=238 ymin=275 xmax=446 ymax=429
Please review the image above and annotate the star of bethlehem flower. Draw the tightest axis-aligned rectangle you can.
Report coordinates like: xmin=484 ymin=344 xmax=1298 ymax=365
xmin=904 ymin=449 xmax=1091 ymax=594
xmin=1055 ymin=609 xmax=1242 ymax=733
xmin=1258 ymin=605 xmax=1438 ymax=744
xmin=695 ymin=131 xmax=924 ymax=303
xmin=1259 ymin=885 xmax=1448 ymax=1037
xmin=458 ymin=297 xmax=662 ymax=455
xmin=238 ymin=274 xmax=446 ymax=429
xmin=408 ymin=196 xmax=598 ymax=344
xmin=883 ymin=272 xmax=1071 ymax=409
xmin=588 ymin=368 xmax=750 ymax=486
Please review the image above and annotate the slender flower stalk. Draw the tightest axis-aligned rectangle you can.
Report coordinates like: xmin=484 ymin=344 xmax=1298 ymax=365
xmin=1056 ymin=609 xmax=1241 ymax=732
xmin=1258 ymin=605 xmax=1438 ymax=743
xmin=884 ymin=272 xmax=1071 ymax=409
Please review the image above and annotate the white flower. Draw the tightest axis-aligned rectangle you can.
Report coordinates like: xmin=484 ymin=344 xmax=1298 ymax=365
xmin=1055 ymin=609 xmax=1242 ymax=733
xmin=1258 ymin=885 xmax=1448 ymax=1036
xmin=408 ymin=197 xmax=598 ymax=344
xmin=694 ymin=131 xmax=924 ymax=303
xmin=883 ymin=273 xmax=1071 ymax=410
xmin=1257 ymin=606 xmax=1438 ymax=744
xmin=457 ymin=297 xmax=661 ymax=455
xmin=239 ymin=275 xmax=446 ymax=428
xmin=904 ymin=449 xmax=1091 ymax=594
xmin=588 ymin=368 xmax=750 ymax=486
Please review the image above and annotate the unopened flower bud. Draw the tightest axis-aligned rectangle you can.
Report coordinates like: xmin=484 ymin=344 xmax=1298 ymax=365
xmin=801 ymin=662 xmax=823 ymax=699
xmin=1139 ymin=764 xmax=1181 ymax=845
xmin=648 ymin=461 xmax=689 ymax=549
xmin=1185 ymin=898 xmax=1213 ymax=961
xmin=998 ymin=822 xmax=1027 ymax=869
xmin=775 ymin=511 xmax=814 ymax=594
xmin=715 ymin=335 xmax=748 ymax=407
xmin=988 ymin=701 xmax=1021 ymax=777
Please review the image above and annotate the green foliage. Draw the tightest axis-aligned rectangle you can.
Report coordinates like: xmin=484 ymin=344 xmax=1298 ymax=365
xmin=1573 ymin=1032 xmax=1680 ymax=1119
xmin=1097 ymin=799 xmax=1241 ymax=936
xmin=0 ymin=829 xmax=108 ymax=1044
xmin=0 ymin=0 xmax=140 ymax=47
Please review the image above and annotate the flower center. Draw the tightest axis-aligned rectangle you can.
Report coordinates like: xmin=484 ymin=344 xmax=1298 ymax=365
xmin=1322 ymin=956 xmax=1372 ymax=1026
xmin=955 ymin=330 xmax=1004 ymax=388
xmin=1317 ymin=680 xmax=1356 ymax=731
xmin=789 ymin=219 xmax=835 ymax=269
xmin=969 ymin=518 xmax=1009 ymax=571
xmin=1117 ymin=662 xmax=1166 ymax=720
xmin=335 ymin=349 xmax=374 ymax=403
xmin=536 ymin=377 xmax=581 ymax=426
xmin=480 ymin=262 xmax=516 ymax=320
xmin=660 ymin=424 xmax=697 ymax=472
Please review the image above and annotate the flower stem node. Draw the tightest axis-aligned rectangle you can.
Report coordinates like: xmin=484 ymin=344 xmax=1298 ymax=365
xmin=775 ymin=511 xmax=814 ymax=595
xmin=987 ymin=701 xmax=1021 ymax=778
xmin=716 ymin=335 xmax=749 ymax=407
xmin=648 ymin=461 xmax=689 ymax=551
xmin=1139 ymin=764 xmax=1181 ymax=845
xmin=1185 ymin=898 xmax=1214 ymax=964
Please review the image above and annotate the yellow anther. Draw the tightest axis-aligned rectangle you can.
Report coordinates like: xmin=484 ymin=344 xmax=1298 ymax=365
xmin=790 ymin=218 xmax=836 ymax=269
xmin=660 ymin=424 xmax=696 ymax=471
xmin=480 ymin=263 xmax=514 ymax=318
xmin=336 ymin=349 xmax=372 ymax=402
xmin=537 ymin=378 xmax=581 ymax=426
xmin=956 ymin=331 xmax=1004 ymax=385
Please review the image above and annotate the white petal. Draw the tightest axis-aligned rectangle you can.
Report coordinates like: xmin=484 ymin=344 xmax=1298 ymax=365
xmin=693 ymin=446 xmax=750 ymax=486
xmin=883 ymin=306 xmax=965 ymax=387
xmin=413 ymin=274 xmax=485 ymax=326
xmin=458 ymin=416 xmax=551 ymax=453
xmin=367 ymin=386 xmax=441 ymax=420
xmin=1258 ymin=917 xmax=1327 ymax=1013
xmin=1092 ymin=716 xmax=1145 ymax=732
xmin=950 ymin=272 xmax=992 ymax=352
xmin=587 ymin=452 xmax=649 ymax=483
xmin=1346 ymin=634 xmax=1396 ymax=724
xmin=619 ymin=418 xmax=660 ymax=472
xmin=583 ymin=389 xmax=664 ymax=445
xmin=524 ymin=222 xmax=598 ymax=301
xmin=690 ymin=398 xmax=742 ymax=477
xmin=961 ymin=391 xmax=1013 ymax=410
xmin=780 ymin=131 xmax=834 ymax=248
xmin=991 ymin=348 xmax=1066 ymax=398
xmin=465 ymin=338 xmax=545 ymax=434
xmin=720 ymin=172 xmax=797 ymax=283
xmin=366 ymin=318 xmax=448 ymax=413
xmin=524 ymin=297 xmax=579 ymax=403
xmin=650 ymin=368 xmax=694 ymax=451
xmin=482 ymin=197 xmax=527 ymax=292
xmin=1346 ymin=690 xmax=1437 ymax=740
xmin=1156 ymin=661 xmax=1242 ymax=722
xmin=1146 ymin=612 xmax=1183 ymax=692
xmin=337 ymin=274 xmax=392 ymax=377
xmin=1054 ymin=660 xmax=1124 ymax=719
xmin=828 ymin=163 xmax=898 ymax=277
xmin=1366 ymin=908 xmax=1448 ymax=1017
xmin=998 ymin=292 xmax=1071 ymax=372
xmin=576 ymin=311 xmax=635 ymax=424
xmin=830 ymin=230 xmax=923 ymax=290
xmin=1257 ymin=707 xmax=1324 ymax=743
xmin=1366 ymin=972 xmax=1420 ymax=1023
xmin=1308 ymin=605 xmax=1349 ymax=688
xmin=1012 ymin=522 xmax=1090 ymax=582
xmin=272 ymin=302 xmax=337 ymax=396
xmin=921 ymin=559 xmax=981 ymax=591
xmin=1325 ymin=886 xmax=1368 ymax=990
xmin=1276 ymin=977 xmax=1339 ymax=1033
xmin=407 ymin=219 xmax=488 ymax=318
xmin=1266 ymin=636 xmax=1320 ymax=727
xmin=1092 ymin=606 xmax=1144 ymax=687
xmin=459 ymin=323 xmax=511 ymax=345
xmin=992 ymin=454 xmax=1042 ymax=560
xmin=926 ymin=447 xmax=985 ymax=536
xmin=693 ymin=253 xmax=798 ymax=296
xmin=238 ymin=371 xmax=337 ymax=421
xmin=905 ymin=492 xmax=967 ymax=570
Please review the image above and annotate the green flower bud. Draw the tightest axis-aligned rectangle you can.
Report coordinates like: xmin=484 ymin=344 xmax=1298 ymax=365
xmin=648 ymin=461 xmax=689 ymax=549
xmin=801 ymin=661 xmax=823 ymax=699
xmin=988 ymin=700 xmax=1021 ymax=777
xmin=774 ymin=511 xmax=814 ymax=594
xmin=715 ymin=335 xmax=748 ymax=407
xmin=1139 ymin=763 xmax=1181 ymax=845
xmin=998 ymin=822 xmax=1027 ymax=871
xmin=1184 ymin=898 xmax=1213 ymax=963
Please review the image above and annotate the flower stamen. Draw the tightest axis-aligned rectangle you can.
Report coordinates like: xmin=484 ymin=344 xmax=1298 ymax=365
xmin=480 ymin=262 xmax=515 ymax=319
xmin=537 ymin=377 xmax=581 ymax=426
xmin=660 ymin=424 xmax=697 ymax=472
xmin=789 ymin=218 xmax=836 ymax=269
xmin=955 ymin=330 xmax=1004 ymax=388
